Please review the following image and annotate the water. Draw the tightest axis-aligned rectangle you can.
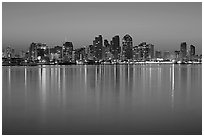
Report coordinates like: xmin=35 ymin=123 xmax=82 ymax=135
xmin=2 ymin=64 xmax=202 ymax=135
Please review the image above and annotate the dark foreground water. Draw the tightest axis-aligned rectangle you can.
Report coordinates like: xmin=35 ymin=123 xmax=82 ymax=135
xmin=2 ymin=64 xmax=202 ymax=135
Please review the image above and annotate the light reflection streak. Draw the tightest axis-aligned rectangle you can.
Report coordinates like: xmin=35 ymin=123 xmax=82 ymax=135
xmin=39 ymin=67 xmax=47 ymax=124
xmin=84 ymin=65 xmax=87 ymax=93
xmin=62 ymin=67 xmax=66 ymax=106
xmin=114 ymin=65 xmax=116 ymax=91
xmin=42 ymin=67 xmax=47 ymax=106
xmin=8 ymin=66 xmax=11 ymax=96
xmin=157 ymin=65 xmax=161 ymax=92
xmin=24 ymin=67 xmax=28 ymax=106
xmin=171 ymin=64 xmax=175 ymax=110
xmin=24 ymin=66 xmax=27 ymax=89
xmin=58 ymin=67 xmax=61 ymax=91
xmin=187 ymin=65 xmax=191 ymax=100
xmin=149 ymin=66 xmax=152 ymax=94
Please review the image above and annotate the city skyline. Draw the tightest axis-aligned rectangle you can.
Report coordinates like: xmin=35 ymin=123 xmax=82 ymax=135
xmin=3 ymin=33 xmax=201 ymax=66
xmin=3 ymin=2 xmax=202 ymax=54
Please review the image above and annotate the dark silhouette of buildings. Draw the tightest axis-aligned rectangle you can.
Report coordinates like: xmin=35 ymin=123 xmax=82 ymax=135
xmin=2 ymin=35 xmax=202 ymax=65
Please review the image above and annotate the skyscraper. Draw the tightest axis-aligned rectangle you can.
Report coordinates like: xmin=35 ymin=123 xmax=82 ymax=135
xmin=180 ymin=42 xmax=187 ymax=59
xmin=132 ymin=46 xmax=139 ymax=60
xmin=190 ymin=45 xmax=195 ymax=61
xmin=29 ymin=43 xmax=38 ymax=61
xmin=104 ymin=39 xmax=112 ymax=60
xmin=147 ymin=44 xmax=154 ymax=60
xmin=137 ymin=42 xmax=149 ymax=61
xmin=190 ymin=45 xmax=195 ymax=56
xmin=122 ymin=34 xmax=133 ymax=60
xmin=111 ymin=35 xmax=120 ymax=59
xmin=63 ymin=42 xmax=73 ymax=62
xmin=93 ymin=35 xmax=103 ymax=60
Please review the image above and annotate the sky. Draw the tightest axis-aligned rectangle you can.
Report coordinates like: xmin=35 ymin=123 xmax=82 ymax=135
xmin=2 ymin=2 xmax=202 ymax=54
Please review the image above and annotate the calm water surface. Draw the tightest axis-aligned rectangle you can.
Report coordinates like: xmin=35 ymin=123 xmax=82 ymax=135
xmin=2 ymin=64 xmax=202 ymax=134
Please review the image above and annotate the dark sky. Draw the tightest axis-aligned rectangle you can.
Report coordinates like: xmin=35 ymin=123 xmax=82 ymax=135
xmin=2 ymin=2 xmax=202 ymax=54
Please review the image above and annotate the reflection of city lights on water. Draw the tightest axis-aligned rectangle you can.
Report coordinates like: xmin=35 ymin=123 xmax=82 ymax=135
xmin=171 ymin=64 xmax=175 ymax=110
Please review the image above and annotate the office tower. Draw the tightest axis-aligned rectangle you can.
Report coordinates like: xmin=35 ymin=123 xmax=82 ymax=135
xmin=180 ymin=42 xmax=187 ymax=59
xmin=104 ymin=39 xmax=112 ymax=60
xmin=93 ymin=35 xmax=103 ymax=60
xmin=147 ymin=44 xmax=154 ymax=60
xmin=190 ymin=45 xmax=195 ymax=60
xmin=104 ymin=39 xmax=110 ymax=48
xmin=74 ymin=47 xmax=85 ymax=60
xmin=29 ymin=43 xmax=38 ymax=61
xmin=132 ymin=46 xmax=139 ymax=60
xmin=137 ymin=42 xmax=149 ymax=61
xmin=111 ymin=35 xmax=120 ymax=59
xmin=50 ymin=46 xmax=62 ymax=61
xmin=37 ymin=43 xmax=48 ymax=57
xmin=122 ymin=34 xmax=133 ymax=60
xmin=29 ymin=42 xmax=48 ymax=62
xmin=63 ymin=42 xmax=73 ymax=62
xmin=87 ymin=45 xmax=94 ymax=60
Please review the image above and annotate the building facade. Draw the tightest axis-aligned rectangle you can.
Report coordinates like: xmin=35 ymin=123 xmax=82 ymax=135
xmin=122 ymin=34 xmax=133 ymax=60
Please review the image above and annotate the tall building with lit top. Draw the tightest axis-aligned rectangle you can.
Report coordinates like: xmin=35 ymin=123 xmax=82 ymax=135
xmin=63 ymin=42 xmax=73 ymax=62
xmin=29 ymin=43 xmax=38 ymax=61
xmin=180 ymin=42 xmax=187 ymax=59
xmin=122 ymin=34 xmax=133 ymax=60
xmin=190 ymin=45 xmax=195 ymax=57
xmin=147 ymin=44 xmax=154 ymax=60
xmin=93 ymin=35 xmax=103 ymax=60
xmin=111 ymin=35 xmax=120 ymax=59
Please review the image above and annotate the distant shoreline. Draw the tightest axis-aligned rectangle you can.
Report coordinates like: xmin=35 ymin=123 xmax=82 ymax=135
xmin=2 ymin=62 xmax=202 ymax=67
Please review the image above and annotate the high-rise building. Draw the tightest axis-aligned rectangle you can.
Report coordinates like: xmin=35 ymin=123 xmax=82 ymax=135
xmin=29 ymin=42 xmax=48 ymax=62
xmin=104 ymin=39 xmax=112 ymax=60
xmin=104 ymin=39 xmax=110 ymax=48
xmin=132 ymin=46 xmax=140 ymax=60
xmin=93 ymin=35 xmax=103 ymax=60
xmin=49 ymin=46 xmax=62 ymax=61
xmin=190 ymin=45 xmax=195 ymax=57
xmin=63 ymin=42 xmax=73 ymax=61
xmin=87 ymin=45 xmax=94 ymax=60
xmin=147 ymin=44 xmax=154 ymax=60
xmin=111 ymin=35 xmax=120 ymax=59
xmin=180 ymin=42 xmax=187 ymax=59
xmin=29 ymin=43 xmax=38 ymax=61
xmin=122 ymin=34 xmax=133 ymax=60
xmin=74 ymin=47 xmax=85 ymax=60
xmin=137 ymin=42 xmax=149 ymax=61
